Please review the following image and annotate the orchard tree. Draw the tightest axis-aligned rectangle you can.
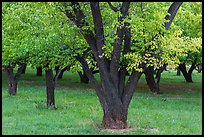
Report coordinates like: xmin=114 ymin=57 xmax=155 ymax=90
xmin=26 ymin=2 xmax=88 ymax=108
xmin=173 ymin=2 xmax=202 ymax=82
xmin=59 ymin=2 xmax=184 ymax=129
xmin=137 ymin=2 xmax=183 ymax=94
xmin=2 ymin=2 xmax=30 ymax=95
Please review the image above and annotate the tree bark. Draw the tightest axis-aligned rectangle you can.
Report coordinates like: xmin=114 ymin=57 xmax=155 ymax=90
xmin=21 ymin=64 xmax=27 ymax=74
xmin=36 ymin=67 xmax=42 ymax=76
xmin=3 ymin=64 xmax=26 ymax=95
xmin=103 ymin=108 xmax=128 ymax=129
xmin=144 ymin=66 xmax=159 ymax=94
xmin=78 ymin=70 xmax=89 ymax=84
xmin=178 ymin=63 xmax=195 ymax=82
xmin=7 ymin=74 xmax=18 ymax=95
xmin=45 ymin=69 xmax=55 ymax=108
xmin=177 ymin=68 xmax=181 ymax=75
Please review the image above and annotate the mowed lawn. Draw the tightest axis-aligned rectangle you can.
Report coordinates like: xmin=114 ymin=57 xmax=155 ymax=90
xmin=2 ymin=67 xmax=202 ymax=135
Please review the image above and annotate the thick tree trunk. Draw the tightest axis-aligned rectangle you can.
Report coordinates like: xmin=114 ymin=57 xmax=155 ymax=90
xmin=45 ymin=69 xmax=55 ymax=108
xmin=36 ymin=67 xmax=42 ymax=76
xmin=103 ymin=110 xmax=127 ymax=129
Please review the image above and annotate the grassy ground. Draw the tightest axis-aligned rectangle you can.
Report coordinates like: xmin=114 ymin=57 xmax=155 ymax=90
xmin=2 ymin=67 xmax=202 ymax=135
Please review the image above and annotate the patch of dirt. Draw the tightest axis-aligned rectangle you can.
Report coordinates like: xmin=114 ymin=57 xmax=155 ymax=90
xmin=103 ymin=127 xmax=159 ymax=133
xmin=144 ymin=128 xmax=159 ymax=133
xmin=104 ymin=128 xmax=135 ymax=133
xmin=56 ymin=86 xmax=94 ymax=92
xmin=160 ymin=85 xmax=197 ymax=92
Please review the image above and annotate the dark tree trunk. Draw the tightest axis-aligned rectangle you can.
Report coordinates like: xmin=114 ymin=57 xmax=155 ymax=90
xmin=7 ymin=75 xmax=18 ymax=95
xmin=36 ymin=67 xmax=42 ymax=76
xmin=177 ymin=68 xmax=181 ymax=75
xmin=178 ymin=63 xmax=195 ymax=82
xmin=21 ymin=64 xmax=27 ymax=74
xmin=3 ymin=64 xmax=26 ymax=95
xmin=78 ymin=70 xmax=89 ymax=84
xmin=103 ymin=108 xmax=128 ymax=129
xmin=144 ymin=66 xmax=159 ymax=94
xmin=45 ymin=69 xmax=55 ymax=108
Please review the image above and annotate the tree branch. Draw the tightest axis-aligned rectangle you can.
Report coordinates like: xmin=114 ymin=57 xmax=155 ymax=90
xmin=164 ymin=2 xmax=183 ymax=29
xmin=76 ymin=55 xmax=106 ymax=109
xmin=108 ymin=2 xmax=120 ymax=12
xmin=109 ymin=2 xmax=130 ymax=90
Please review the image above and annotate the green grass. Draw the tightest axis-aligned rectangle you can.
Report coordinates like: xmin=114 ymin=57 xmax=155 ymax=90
xmin=2 ymin=67 xmax=202 ymax=135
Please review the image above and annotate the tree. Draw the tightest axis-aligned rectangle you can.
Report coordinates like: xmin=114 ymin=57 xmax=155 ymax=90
xmin=172 ymin=2 xmax=202 ymax=82
xmin=141 ymin=2 xmax=182 ymax=94
xmin=60 ymin=2 xmax=184 ymax=129
xmin=2 ymin=2 xmax=30 ymax=95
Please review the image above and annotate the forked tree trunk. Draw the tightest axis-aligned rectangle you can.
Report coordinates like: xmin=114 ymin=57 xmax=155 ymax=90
xmin=63 ymin=2 xmax=182 ymax=129
xmin=45 ymin=69 xmax=55 ymax=108
xmin=178 ymin=62 xmax=196 ymax=83
xmin=36 ymin=67 xmax=42 ymax=76
xmin=3 ymin=64 xmax=26 ymax=95
xmin=55 ymin=65 xmax=70 ymax=79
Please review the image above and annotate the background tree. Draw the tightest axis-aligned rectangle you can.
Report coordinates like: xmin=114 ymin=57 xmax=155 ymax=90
xmin=171 ymin=2 xmax=202 ymax=82
xmin=2 ymin=2 xmax=30 ymax=95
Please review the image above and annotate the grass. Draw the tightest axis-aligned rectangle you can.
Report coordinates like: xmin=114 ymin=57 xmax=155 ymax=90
xmin=2 ymin=67 xmax=202 ymax=135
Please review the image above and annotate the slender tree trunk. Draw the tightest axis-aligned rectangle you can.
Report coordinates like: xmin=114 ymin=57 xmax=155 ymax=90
xmin=177 ymin=68 xmax=181 ymax=75
xmin=45 ymin=69 xmax=55 ymax=108
xmin=78 ymin=70 xmax=89 ymax=84
xmin=7 ymin=75 xmax=18 ymax=95
xmin=21 ymin=64 xmax=27 ymax=74
xmin=144 ymin=66 xmax=159 ymax=94
xmin=36 ymin=67 xmax=42 ymax=76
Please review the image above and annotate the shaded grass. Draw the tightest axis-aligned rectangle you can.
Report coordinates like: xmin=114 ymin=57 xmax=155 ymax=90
xmin=2 ymin=67 xmax=202 ymax=135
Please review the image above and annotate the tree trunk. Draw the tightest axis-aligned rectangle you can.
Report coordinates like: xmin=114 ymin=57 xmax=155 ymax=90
xmin=178 ymin=63 xmax=193 ymax=82
xmin=36 ymin=67 xmax=42 ymax=76
xmin=21 ymin=64 xmax=27 ymax=74
xmin=7 ymin=75 xmax=18 ymax=95
xmin=45 ymin=69 xmax=55 ymax=108
xmin=144 ymin=66 xmax=159 ymax=94
xmin=177 ymin=68 xmax=181 ymax=75
xmin=3 ymin=64 xmax=26 ymax=95
xmin=103 ymin=109 xmax=127 ymax=129
xmin=78 ymin=71 xmax=89 ymax=84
